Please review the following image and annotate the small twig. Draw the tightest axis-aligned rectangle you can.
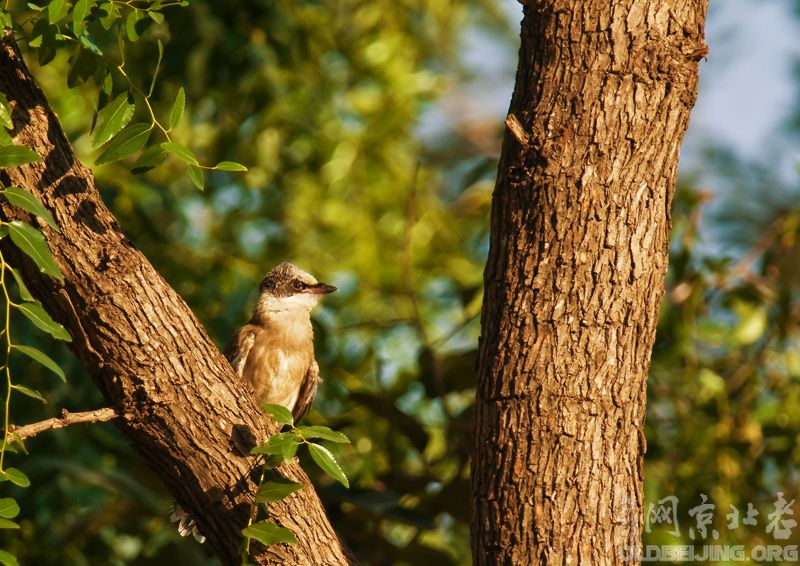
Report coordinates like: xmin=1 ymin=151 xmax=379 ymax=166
xmin=7 ymin=407 xmax=118 ymax=441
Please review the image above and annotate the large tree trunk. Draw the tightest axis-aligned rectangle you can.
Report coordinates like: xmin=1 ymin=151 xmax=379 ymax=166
xmin=0 ymin=33 xmax=353 ymax=566
xmin=472 ymin=1 xmax=707 ymax=563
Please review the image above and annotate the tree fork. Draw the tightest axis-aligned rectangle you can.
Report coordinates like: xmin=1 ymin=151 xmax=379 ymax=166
xmin=0 ymin=32 xmax=353 ymax=566
xmin=472 ymin=2 xmax=707 ymax=563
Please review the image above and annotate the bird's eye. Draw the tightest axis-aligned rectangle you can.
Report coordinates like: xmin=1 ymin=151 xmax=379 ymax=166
xmin=292 ymin=280 xmax=306 ymax=291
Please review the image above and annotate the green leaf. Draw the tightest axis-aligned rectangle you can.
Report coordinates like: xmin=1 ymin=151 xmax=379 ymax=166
xmin=148 ymin=39 xmax=163 ymax=97
xmin=187 ymin=164 xmax=204 ymax=190
xmin=77 ymin=32 xmax=103 ymax=56
xmin=0 ymin=146 xmax=41 ymax=168
xmin=93 ymin=92 xmax=135 ymax=148
xmin=48 ymin=0 xmax=68 ymax=24
xmin=125 ymin=11 xmax=141 ymax=41
xmin=98 ymin=1 xmax=118 ymax=30
xmin=250 ymin=432 xmax=300 ymax=461
xmin=1 ymin=186 xmax=58 ymax=230
xmin=131 ymin=145 xmax=167 ymax=174
xmin=12 ymin=384 xmax=46 ymax=404
xmin=0 ymin=498 xmax=20 ymax=519
xmin=13 ymin=344 xmax=66 ymax=382
xmin=256 ymin=480 xmax=303 ymax=503
xmin=308 ymin=443 xmax=349 ymax=487
xmin=95 ymin=123 xmax=151 ymax=165
xmin=0 ymin=93 xmax=12 ymax=129
xmin=242 ymin=522 xmax=297 ymax=546
xmin=8 ymin=433 xmax=27 ymax=456
xmin=0 ymin=468 xmax=30 ymax=488
xmin=15 ymin=302 xmax=71 ymax=342
xmin=262 ymin=403 xmax=293 ymax=426
xmin=7 ymin=221 xmax=62 ymax=280
xmin=170 ymin=87 xmax=185 ymax=129
xmin=162 ymin=142 xmax=199 ymax=166
xmin=298 ymin=425 xmax=350 ymax=444
xmin=0 ymin=519 xmax=19 ymax=531
xmin=8 ymin=267 xmax=34 ymax=302
xmin=0 ymin=549 xmax=19 ymax=566
xmin=148 ymin=11 xmax=164 ymax=24
xmin=72 ymin=0 xmax=90 ymax=35
xmin=213 ymin=161 xmax=248 ymax=172
xmin=0 ymin=128 xmax=12 ymax=147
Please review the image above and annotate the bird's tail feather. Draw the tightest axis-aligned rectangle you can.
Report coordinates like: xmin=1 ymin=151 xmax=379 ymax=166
xmin=169 ymin=502 xmax=206 ymax=544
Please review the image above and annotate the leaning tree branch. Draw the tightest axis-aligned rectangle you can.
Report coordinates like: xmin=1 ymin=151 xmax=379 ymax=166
xmin=7 ymin=407 xmax=119 ymax=441
xmin=0 ymin=32 xmax=353 ymax=565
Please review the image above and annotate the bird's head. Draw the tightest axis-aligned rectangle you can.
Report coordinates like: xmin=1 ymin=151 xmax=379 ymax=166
xmin=255 ymin=262 xmax=337 ymax=315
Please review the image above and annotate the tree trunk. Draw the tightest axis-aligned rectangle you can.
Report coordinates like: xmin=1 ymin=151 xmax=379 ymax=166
xmin=472 ymin=2 xmax=707 ymax=563
xmin=0 ymin=33 xmax=353 ymax=566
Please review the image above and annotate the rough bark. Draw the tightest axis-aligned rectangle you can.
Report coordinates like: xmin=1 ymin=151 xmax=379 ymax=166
xmin=472 ymin=2 xmax=707 ymax=564
xmin=0 ymin=33 xmax=353 ymax=566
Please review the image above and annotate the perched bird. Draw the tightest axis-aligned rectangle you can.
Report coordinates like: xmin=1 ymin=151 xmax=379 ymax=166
xmin=224 ymin=262 xmax=337 ymax=421
xmin=171 ymin=262 xmax=337 ymax=542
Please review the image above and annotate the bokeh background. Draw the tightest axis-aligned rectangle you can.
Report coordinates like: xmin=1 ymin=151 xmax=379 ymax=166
xmin=2 ymin=0 xmax=800 ymax=563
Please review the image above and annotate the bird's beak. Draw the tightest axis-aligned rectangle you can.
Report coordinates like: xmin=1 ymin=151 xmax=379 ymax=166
xmin=307 ymin=282 xmax=338 ymax=295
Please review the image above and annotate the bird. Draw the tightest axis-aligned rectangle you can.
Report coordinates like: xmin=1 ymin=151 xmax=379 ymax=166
xmin=224 ymin=262 xmax=337 ymax=421
xmin=171 ymin=262 xmax=337 ymax=543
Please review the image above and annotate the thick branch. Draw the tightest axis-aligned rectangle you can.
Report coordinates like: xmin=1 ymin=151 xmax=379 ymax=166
xmin=0 ymin=33 xmax=353 ymax=565
xmin=8 ymin=407 xmax=118 ymax=440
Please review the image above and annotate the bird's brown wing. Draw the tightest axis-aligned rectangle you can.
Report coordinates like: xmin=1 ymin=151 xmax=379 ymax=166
xmin=223 ymin=325 xmax=256 ymax=378
xmin=292 ymin=360 xmax=320 ymax=423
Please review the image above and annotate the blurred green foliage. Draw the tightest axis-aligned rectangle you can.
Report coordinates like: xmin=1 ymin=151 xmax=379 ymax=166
xmin=1 ymin=1 xmax=799 ymax=565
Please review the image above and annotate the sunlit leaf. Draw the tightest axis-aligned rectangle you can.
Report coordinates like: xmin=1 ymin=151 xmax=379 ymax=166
xmin=13 ymin=344 xmax=66 ymax=382
xmin=187 ymin=164 xmax=204 ymax=190
xmin=0 ymin=549 xmax=19 ymax=566
xmin=7 ymin=221 xmax=63 ymax=280
xmin=162 ymin=142 xmax=198 ymax=165
xmin=170 ymin=87 xmax=185 ymax=129
xmin=0 ymin=146 xmax=41 ymax=168
xmin=48 ymin=0 xmax=69 ymax=24
xmin=242 ymin=522 xmax=297 ymax=546
xmin=256 ymin=479 xmax=303 ymax=503
xmin=0 ymin=519 xmax=19 ymax=531
xmin=1 ymin=186 xmax=58 ymax=230
xmin=12 ymin=384 xmax=46 ymax=404
xmin=72 ymin=0 xmax=90 ymax=35
xmin=0 ymin=498 xmax=20 ymax=519
xmin=15 ymin=302 xmax=71 ymax=342
xmin=0 ymin=93 xmax=12 ymax=129
xmin=96 ymin=123 xmax=151 ymax=165
xmin=93 ymin=92 xmax=135 ymax=148
xmin=213 ymin=161 xmax=248 ymax=172
xmin=148 ymin=39 xmax=163 ymax=96
xmin=125 ymin=11 xmax=141 ymax=41
xmin=8 ymin=267 xmax=34 ymax=302
xmin=98 ymin=1 xmax=119 ymax=30
xmin=250 ymin=432 xmax=300 ymax=461
xmin=0 ymin=468 xmax=30 ymax=488
xmin=262 ymin=404 xmax=293 ymax=426
xmin=308 ymin=443 xmax=349 ymax=487
xmin=298 ymin=426 xmax=350 ymax=444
